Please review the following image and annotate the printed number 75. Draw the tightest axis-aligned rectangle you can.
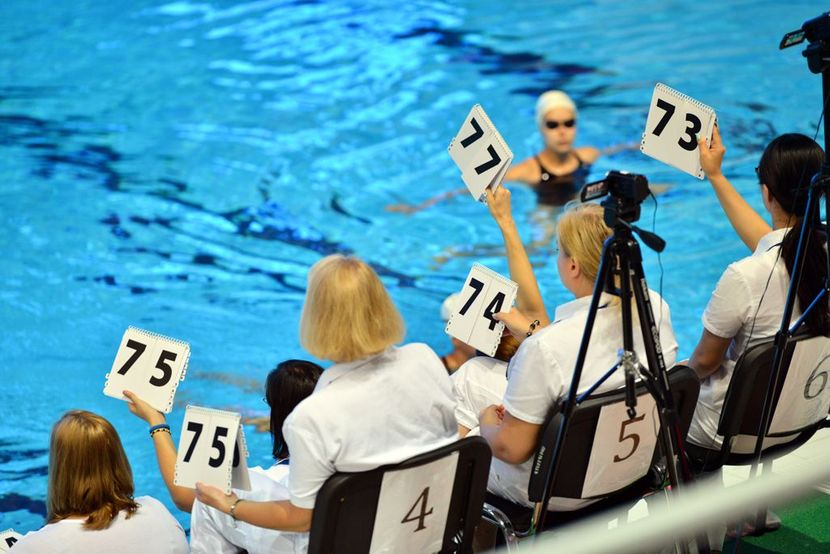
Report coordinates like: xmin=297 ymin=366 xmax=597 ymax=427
xmin=652 ymin=99 xmax=701 ymax=152
xmin=117 ymin=339 xmax=176 ymax=387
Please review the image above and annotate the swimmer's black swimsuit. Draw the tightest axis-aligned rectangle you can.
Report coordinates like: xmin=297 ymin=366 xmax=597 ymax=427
xmin=533 ymin=153 xmax=590 ymax=206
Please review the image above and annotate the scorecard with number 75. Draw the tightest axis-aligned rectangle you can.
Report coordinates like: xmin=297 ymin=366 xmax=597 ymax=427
xmin=103 ymin=327 xmax=190 ymax=414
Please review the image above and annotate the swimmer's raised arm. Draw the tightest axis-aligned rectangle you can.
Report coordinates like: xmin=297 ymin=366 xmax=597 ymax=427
xmin=699 ymin=125 xmax=771 ymax=251
xmin=486 ymin=186 xmax=550 ymax=326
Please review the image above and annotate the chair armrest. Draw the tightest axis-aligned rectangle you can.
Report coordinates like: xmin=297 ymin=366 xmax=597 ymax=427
xmin=481 ymin=502 xmax=520 ymax=551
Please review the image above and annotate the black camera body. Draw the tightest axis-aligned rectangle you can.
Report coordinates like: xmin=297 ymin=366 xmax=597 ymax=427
xmin=580 ymin=170 xmax=650 ymax=226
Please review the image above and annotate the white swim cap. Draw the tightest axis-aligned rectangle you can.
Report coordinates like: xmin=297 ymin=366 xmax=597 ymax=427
xmin=441 ymin=293 xmax=461 ymax=321
xmin=535 ymin=90 xmax=578 ymax=127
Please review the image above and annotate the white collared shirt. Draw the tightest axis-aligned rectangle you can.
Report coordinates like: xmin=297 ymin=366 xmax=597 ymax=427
xmin=688 ymin=228 xmax=794 ymax=449
xmin=493 ymin=290 xmax=678 ymax=509
xmin=190 ymin=464 xmax=307 ymax=554
xmin=283 ymin=343 xmax=458 ymax=510
xmin=12 ymin=496 xmax=188 ymax=554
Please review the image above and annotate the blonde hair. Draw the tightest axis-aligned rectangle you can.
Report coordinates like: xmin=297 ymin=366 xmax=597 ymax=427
xmin=556 ymin=203 xmax=611 ymax=283
xmin=47 ymin=410 xmax=138 ymax=530
xmin=300 ymin=255 xmax=405 ymax=363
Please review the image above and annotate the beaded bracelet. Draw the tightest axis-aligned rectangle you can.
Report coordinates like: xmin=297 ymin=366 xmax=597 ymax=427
xmin=150 ymin=427 xmax=171 ymax=438
xmin=526 ymin=319 xmax=541 ymax=337
xmin=148 ymin=423 xmax=170 ymax=438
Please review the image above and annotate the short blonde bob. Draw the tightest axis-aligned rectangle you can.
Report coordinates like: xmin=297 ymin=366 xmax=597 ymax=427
xmin=300 ymin=255 xmax=405 ymax=363
xmin=556 ymin=202 xmax=612 ymax=283
xmin=47 ymin=410 xmax=138 ymax=530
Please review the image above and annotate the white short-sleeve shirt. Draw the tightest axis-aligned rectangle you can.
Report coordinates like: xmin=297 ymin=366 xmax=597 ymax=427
xmin=496 ymin=290 xmax=678 ymax=510
xmin=190 ymin=463 xmax=308 ymax=554
xmin=11 ymin=496 xmax=188 ymax=554
xmin=452 ymin=356 xmax=509 ymax=430
xmin=688 ymin=228 xmax=793 ymax=449
xmin=283 ymin=343 xmax=458 ymax=510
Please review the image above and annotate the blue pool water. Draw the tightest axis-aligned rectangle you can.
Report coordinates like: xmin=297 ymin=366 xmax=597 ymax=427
xmin=0 ymin=0 xmax=824 ymax=533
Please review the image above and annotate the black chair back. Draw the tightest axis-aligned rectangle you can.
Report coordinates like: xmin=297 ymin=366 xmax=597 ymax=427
xmin=307 ymin=436 xmax=491 ymax=554
xmin=714 ymin=332 xmax=830 ymax=460
xmin=529 ymin=365 xmax=699 ymax=502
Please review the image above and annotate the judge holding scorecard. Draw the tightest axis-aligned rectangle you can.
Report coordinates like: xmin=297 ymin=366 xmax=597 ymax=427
xmin=388 ymin=91 xmax=601 ymax=216
xmin=472 ymin=195 xmax=678 ymax=511
xmin=193 ymin=254 xmax=457 ymax=539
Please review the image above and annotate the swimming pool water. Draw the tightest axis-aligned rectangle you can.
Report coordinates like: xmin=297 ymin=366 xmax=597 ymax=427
xmin=0 ymin=0 xmax=824 ymax=533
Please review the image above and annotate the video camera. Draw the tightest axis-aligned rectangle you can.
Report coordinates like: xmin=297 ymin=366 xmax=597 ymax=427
xmin=580 ymin=170 xmax=651 ymax=226
xmin=780 ymin=11 xmax=830 ymax=74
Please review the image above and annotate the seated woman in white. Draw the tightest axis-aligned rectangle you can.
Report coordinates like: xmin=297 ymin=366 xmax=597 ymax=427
xmin=125 ymin=359 xmax=323 ymax=553
xmin=12 ymin=410 xmax=188 ymax=554
xmin=194 ymin=255 xmax=458 ymax=542
xmin=453 ymin=186 xmax=548 ymax=435
xmin=466 ymin=198 xmax=678 ymax=510
xmin=687 ymin=128 xmax=828 ymax=452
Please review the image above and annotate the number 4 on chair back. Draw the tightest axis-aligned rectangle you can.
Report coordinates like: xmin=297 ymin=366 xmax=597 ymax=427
xmin=369 ymin=452 xmax=459 ymax=553
xmin=174 ymin=406 xmax=251 ymax=494
xmin=103 ymin=327 xmax=190 ymax=413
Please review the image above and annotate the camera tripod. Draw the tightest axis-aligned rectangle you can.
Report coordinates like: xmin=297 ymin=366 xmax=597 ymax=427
xmin=533 ymin=192 xmax=695 ymax=548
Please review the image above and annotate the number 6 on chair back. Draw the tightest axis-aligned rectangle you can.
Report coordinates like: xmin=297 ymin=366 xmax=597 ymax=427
xmin=307 ymin=436 xmax=491 ymax=554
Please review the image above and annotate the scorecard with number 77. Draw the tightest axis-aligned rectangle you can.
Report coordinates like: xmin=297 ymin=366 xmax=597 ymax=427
xmin=448 ymin=104 xmax=513 ymax=202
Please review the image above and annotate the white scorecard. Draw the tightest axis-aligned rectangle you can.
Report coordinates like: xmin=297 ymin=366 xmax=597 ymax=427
xmin=369 ymin=452 xmax=459 ymax=554
xmin=104 ymin=327 xmax=190 ymax=413
xmin=640 ymin=83 xmax=717 ymax=179
xmin=0 ymin=529 xmax=22 ymax=552
xmin=582 ymin=393 xmax=659 ymax=498
xmin=448 ymin=104 xmax=513 ymax=201
xmin=445 ymin=264 xmax=518 ymax=357
xmin=173 ymin=406 xmax=251 ymax=494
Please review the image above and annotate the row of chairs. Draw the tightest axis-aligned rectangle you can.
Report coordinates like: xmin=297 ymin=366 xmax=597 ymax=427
xmin=307 ymin=333 xmax=830 ymax=553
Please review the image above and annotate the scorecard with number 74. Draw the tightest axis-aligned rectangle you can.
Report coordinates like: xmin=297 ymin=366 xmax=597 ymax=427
xmin=445 ymin=264 xmax=517 ymax=357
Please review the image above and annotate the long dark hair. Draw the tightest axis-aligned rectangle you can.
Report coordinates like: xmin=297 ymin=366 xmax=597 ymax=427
xmin=758 ymin=133 xmax=828 ymax=335
xmin=265 ymin=359 xmax=323 ymax=460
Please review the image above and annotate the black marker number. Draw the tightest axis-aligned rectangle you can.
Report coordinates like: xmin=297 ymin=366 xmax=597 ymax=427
xmin=149 ymin=350 xmax=176 ymax=387
xmin=652 ymin=99 xmax=675 ymax=137
xmin=474 ymin=145 xmax=502 ymax=175
xmin=209 ymin=426 xmax=228 ymax=468
xmin=117 ymin=339 xmax=146 ymax=375
xmin=401 ymin=487 xmax=434 ymax=532
xmin=183 ymin=421 xmax=203 ymax=463
xmin=459 ymin=278 xmax=484 ymax=315
xmin=460 ymin=117 xmax=483 ymax=148
xmin=678 ymin=113 xmax=701 ymax=151
xmin=483 ymin=292 xmax=505 ymax=331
